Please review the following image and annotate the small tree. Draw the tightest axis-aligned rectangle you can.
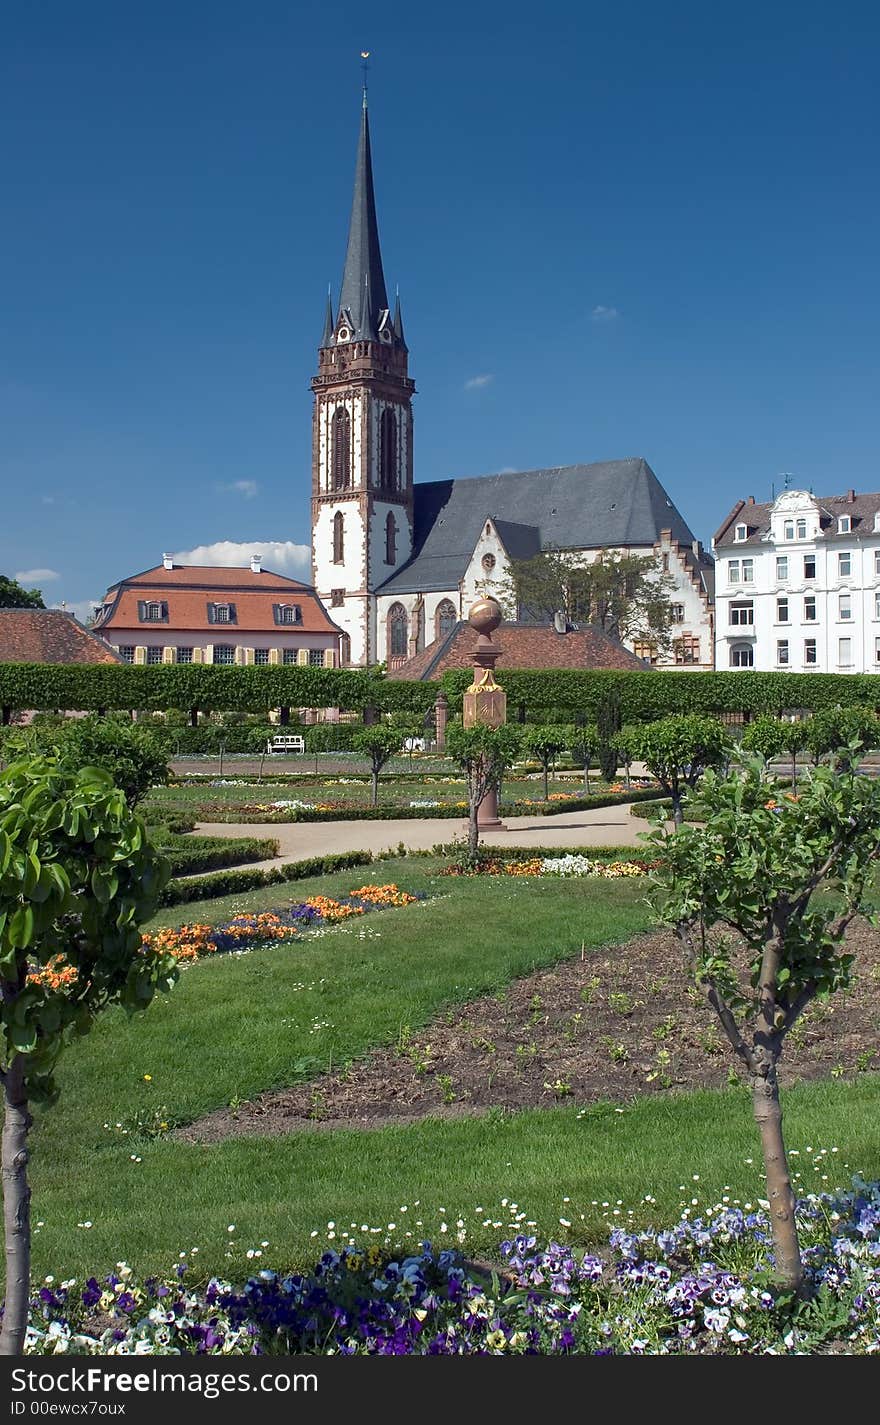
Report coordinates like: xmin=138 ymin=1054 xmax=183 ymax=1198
xmin=446 ymin=724 xmax=521 ymax=866
xmin=596 ymin=691 xmax=622 ymax=784
xmin=352 ymin=726 xmax=404 ymax=807
xmin=631 ymin=714 xmax=729 ymax=827
xmin=523 ymin=724 xmax=572 ymax=801
xmin=803 ymin=707 xmax=880 ymax=772
xmin=0 ymin=575 xmax=45 ymax=610
xmin=613 ymin=725 xmax=638 ymax=791
xmin=646 ymin=753 xmax=880 ymax=1295
xmin=742 ymin=716 xmax=808 ymax=789
xmin=11 ymin=716 xmax=169 ymax=808
xmin=570 ymin=722 xmax=599 ymax=794
xmin=0 ymin=757 xmax=176 ymax=1355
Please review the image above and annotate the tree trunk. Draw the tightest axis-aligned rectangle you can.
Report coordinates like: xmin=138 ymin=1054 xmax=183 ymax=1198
xmin=258 ymin=750 xmax=266 ymax=783
xmin=371 ymin=769 xmax=379 ymax=808
xmin=0 ymin=1055 xmax=33 ymax=1355
xmin=543 ymin=764 xmax=549 ymax=801
xmin=467 ymin=808 xmax=480 ymax=866
xmin=791 ymin=751 xmax=797 ymax=791
xmin=671 ymin=790 xmax=683 ymax=828
xmin=583 ymin=755 xmax=591 ymax=795
xmin=190 ymin=707 xmax=198 ymax=728
xmin=750 ymin=1050 xmax=803 ymax=1295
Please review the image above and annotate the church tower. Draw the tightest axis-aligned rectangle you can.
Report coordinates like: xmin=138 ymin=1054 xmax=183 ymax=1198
xmin=311 ymin=88 xmax=415 ymax=667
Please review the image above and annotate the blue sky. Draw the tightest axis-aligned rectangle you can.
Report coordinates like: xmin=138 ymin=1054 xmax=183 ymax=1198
xmin=2 ymin=0 xmax=878 ymax=619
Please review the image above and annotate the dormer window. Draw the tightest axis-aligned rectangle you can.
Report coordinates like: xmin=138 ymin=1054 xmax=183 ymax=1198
xmin=796 ymin=519 xmax=807 ymax=539
xmin=838 ymin=515 xmax=851 ymax=534
xmin=273 ymin=603 xmax=302 ymax=625
xmin=207 ymin=602 xmax=236 ymax=625
xmin=784 ymin=520 xmax=794 ymax=540
xmin=138 ymin=600 xmax=168 ymax=623
xmin=734 ymin=524 xmax=747 ymax=542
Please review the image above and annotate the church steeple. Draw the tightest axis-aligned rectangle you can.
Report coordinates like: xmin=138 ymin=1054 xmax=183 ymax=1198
xmin=336 ymin=95 xmax=390 ymax=338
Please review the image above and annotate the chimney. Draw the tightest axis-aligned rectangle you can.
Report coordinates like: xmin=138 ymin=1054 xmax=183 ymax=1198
xmin=162 ymin=552 xmax=173 ymax=570
xmin=747 ymin=495 xmax=755 ymax=505
xmin=692 ymin=539 xmax=700 ymax=556
xmin=250 ymin=553 xmax=262 ymax=573
xmin=847 ymin=488 xmax=856 ymax=503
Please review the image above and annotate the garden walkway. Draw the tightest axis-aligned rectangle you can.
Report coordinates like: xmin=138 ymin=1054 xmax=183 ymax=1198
xmin=194 ymin=801 xmax=650 ymax=864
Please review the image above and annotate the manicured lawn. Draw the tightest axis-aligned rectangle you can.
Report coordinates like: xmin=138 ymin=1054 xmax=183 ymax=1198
xmin=27 ymin=1079 xmax=879 ymax=1284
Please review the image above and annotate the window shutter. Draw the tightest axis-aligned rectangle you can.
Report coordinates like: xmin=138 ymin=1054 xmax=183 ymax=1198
xmin=207 ymin=603 xmax=216 ymax=624
xmin=297 ymin=648 xmax=309 ymax=666
xmin=272 ymin=603 xmax=281 ymax=625
xmin=162 ymin=646 xmax=174 ymax=664
xmin=204 ymin=645 xmax=214 ymax=664
xmin=323 ymin=648 xmax=335 ymax=668
xmin=244 ymin=648 xmax=255 ymax=665
xmin=234 ymin=646 xmax=245 ymax=665
xmin=191 ymin=647 xmax=203 ymax=664
xmin=137 ymin=601 xmax=147 ymax=621
xmin=268 ymin=648 xmax=280 ymax=665
xmin=228 ymin=603 xmax=237 ymax=624
xmin=134 ymin=646 xmax=147 ymax=665
xmin=161 ymin=601 xmax=169 ymax=620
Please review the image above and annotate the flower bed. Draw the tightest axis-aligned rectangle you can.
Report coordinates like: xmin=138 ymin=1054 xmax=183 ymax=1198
xmin=22 ymin=1177 xmax=880 ymax=1354
xmin=441 ymin=855 xmax=657 ymax=878
xmin=28 ymin=887 xmax=421 ymax=984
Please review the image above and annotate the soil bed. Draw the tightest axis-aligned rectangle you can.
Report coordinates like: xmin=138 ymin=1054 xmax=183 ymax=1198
xmin=178 ymin=922 xmax=880 ymax=1143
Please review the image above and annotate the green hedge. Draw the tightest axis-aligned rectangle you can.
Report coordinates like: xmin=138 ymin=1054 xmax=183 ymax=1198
xmin=153 ymin=835 xmax=280 ymax=876
xmin=442 ymin=668 xmax=880 ymax=721
xmin=0 ymin=664 xmax=436 ymax=716
xmin=185 ymin=787 xmax=661 ymax=824
xmin=158 ymin=849 xmax=375 ymax=907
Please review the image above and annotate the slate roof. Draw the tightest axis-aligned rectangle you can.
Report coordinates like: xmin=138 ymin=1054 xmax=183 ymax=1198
xmin=714 ymin=491 xmax=880 ymax=547
xmin=0 ymin=609 xmax=120 ymax=664
xmin=94 ymin=566 xmax=341 ymax=636
xmin=377 ymin=459 xmax=702 ymax=595
xmin=387 ymin=620 xmax=649 ymax=680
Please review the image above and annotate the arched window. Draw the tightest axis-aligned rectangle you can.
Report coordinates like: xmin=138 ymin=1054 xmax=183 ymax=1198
xmin=730 ymin=643 xmax=754 ymax=668
xmin=331 ymin=407 xmax=351 ymax=491
xmin=385 ymin=511 xmax=396 ymax=565
xmin=379 ymin=408 xmax=397 ymax=490
xmin=333 ymin=510 xmax=344 ymax=564
xmin=435 ymin=599 xmax=457 ymax=641
xmin=388 ymin=603 xmax=408 ymax=661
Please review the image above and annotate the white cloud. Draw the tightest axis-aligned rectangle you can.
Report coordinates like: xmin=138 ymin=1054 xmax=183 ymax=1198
xmin=498 ymin=466 xmax=519 ymax=475
xmin=591 ymin=305 xmax=620 ymax=322
xmin=51 ymin=597 xmax=102 ymax=626
xmin=40 ymin=495 xmax=55 ymax=506
xmin=464 ymin=373 xmax=494 ymax=390
xmin=173 ymin=540 xmax=312 ymax=579
xmin=218 ymin=479 xmax=259 ymax=499
xmin=16 ymin=568 xmax=60 ymax=583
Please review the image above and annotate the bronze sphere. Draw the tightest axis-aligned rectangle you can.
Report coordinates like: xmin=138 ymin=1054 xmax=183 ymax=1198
xmin=467 ymin=596 xmax=503 ymax=636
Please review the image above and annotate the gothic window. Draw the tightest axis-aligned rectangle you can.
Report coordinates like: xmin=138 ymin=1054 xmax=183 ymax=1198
xmin=379 ymin=408 xmax=397 ymax=490
xmin=333 ymin=511 xmax=344 ymax=564
xmin=388 ymin=603 xmax=408 ymax=661
xmin=436 ymin=599 xmax=457 ymax=641
xmin=385 ymin=511 xmax=396 ymax=564
xmin=331 ymin=407 xmax=351 ymax=491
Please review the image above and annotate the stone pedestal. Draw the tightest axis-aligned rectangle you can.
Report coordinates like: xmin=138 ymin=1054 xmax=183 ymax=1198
xmin=463 ymin=596 xmax=507 ymax=833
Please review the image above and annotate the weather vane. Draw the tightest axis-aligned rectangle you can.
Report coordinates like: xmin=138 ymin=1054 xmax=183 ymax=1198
xmin=361 ymin=50 xmax=370 ymax=98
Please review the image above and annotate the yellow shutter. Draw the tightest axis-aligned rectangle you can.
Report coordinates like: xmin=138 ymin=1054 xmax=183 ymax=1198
xmin=134 ymin=646 xmax=147 ymax=665
xmin=323 ymin=648 xmax=335 ymax=668
xmin=268 ymin=648 xmax=280 ymax=665
xmin=244 ymin=648 xmax=255 ymax=665
xmin=162 ymin=646 xmax=175 ymax=664
xmin=297 ymin=648 xmax=309 ymax=666
xmin=191 ymin=647 xmax=203 ymax=665
xmin=234 ymin=646 xmax=245 ymax=666
xmin=204 ymin=645 xmax=214 ymax=664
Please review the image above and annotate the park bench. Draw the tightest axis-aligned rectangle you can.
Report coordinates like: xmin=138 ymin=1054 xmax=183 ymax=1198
xmin=266 ymin=734 xmax=305 ymax=754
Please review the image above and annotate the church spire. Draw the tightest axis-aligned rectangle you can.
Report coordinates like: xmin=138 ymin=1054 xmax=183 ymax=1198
xmin=321 ymin=287 xmax=334 ymax=347
xmin=337 ymin=92 xmax=389 ymax=336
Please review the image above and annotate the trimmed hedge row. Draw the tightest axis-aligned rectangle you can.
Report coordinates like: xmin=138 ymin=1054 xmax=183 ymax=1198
xmin=157 ymin=849 xmax=375 ymax=907
xmin=155 ymin=835 xmax=280 ymax=877
xmin=184 ymin=787 xmax=662 ymax=824
xmin=0 ymin=664 xmax=435 ymax=716
xmin=442 ymin=668 xmax=880 ymax=720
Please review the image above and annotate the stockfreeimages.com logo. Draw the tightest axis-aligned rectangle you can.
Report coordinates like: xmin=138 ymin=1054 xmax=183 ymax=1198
xmin=11 ymin=1366 xmax=317 ymax=1404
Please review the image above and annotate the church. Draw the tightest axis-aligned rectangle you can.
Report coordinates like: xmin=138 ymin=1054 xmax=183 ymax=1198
xmin=311 ymin=92 xmax=715 ymax=672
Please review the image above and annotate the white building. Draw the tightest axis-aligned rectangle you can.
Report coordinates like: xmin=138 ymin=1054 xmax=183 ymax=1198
xmin=713 ymin=488 xmax=880 ymax=674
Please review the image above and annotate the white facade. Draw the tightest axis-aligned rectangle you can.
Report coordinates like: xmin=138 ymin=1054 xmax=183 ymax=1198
xmin=713 ymin=489 xmax=880 ymax=674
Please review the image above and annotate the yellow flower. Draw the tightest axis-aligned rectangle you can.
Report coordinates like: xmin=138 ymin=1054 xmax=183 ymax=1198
xmin=143 ymin=1074 xmax=152 ymax=1082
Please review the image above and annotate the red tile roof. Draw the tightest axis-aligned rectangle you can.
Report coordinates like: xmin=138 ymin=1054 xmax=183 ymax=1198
xmin=94 ymin=564 xmax=340 ymax=636
xmin=0 ymin=610 xmax=121 ymax=665
xmin=388 ymin=621 xmax=649 ymax=680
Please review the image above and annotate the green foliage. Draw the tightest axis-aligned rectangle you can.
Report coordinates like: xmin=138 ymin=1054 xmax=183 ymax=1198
xmin=630 ymin=715 xmax=730 ymax=821
xmin=522 ymin=724 xmax=573 ymax=799
xmin=445 ymin=724 xmax=522 ymax=787
xmin=7 ymin=716 xmax=170 ymax=807
xmin=596 ymin=691 xmax=622 ymax=782
xmin=158 ymin=850 xmax=375 ymax=907
xmin=0 ymin=574 xmax=45 ymax=610
xmin=803 ymin=707 xmax=880 ymax=769
xmin=742 ymin=716 xmax=808 ymax=763
xmin=0 ymin=757 xmax=176 ymax=1099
